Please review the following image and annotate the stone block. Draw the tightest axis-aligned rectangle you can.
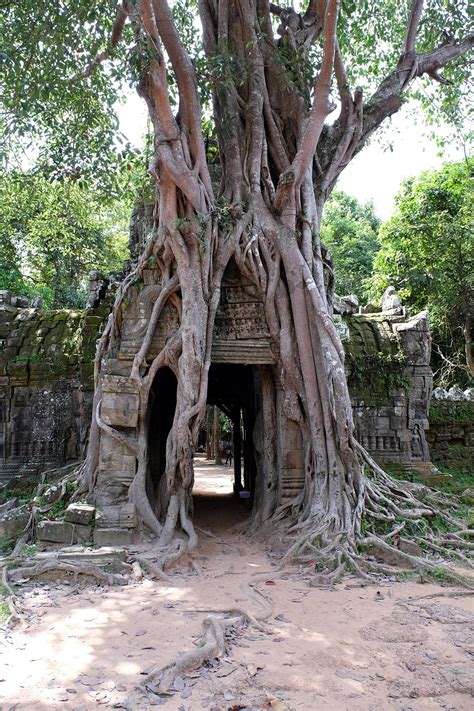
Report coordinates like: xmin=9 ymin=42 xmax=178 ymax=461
xmin=101 ymin=391 xmax=139 ymax=428
xmin=35 ymin=547 xmax=128 ymax=572
xmin=102 ymin=359 xmax=133 ymax=377
xmin=0 ymin=506 xmax=29 ymax=539
xmin=414 ymin=470 xmax=452 ymax=487
xmin=94 ymin=528 xmax=133 ymax=546
xmin=36 ymin=520 xmax=75 ymax=544
xmin=101 ymin=375 xmax=139 ymax=394
xmin=462 ymin=488 xmax=474 ymax=505
xmin=64 ymin=503 xmax=95 ymax=525
xmin=73 ymin=523 xmax=93 ymax=544
xmin=96 ymin=503 xmax=137 ymax=529
xmin=399 ymin=538 xmax=423 ymax=557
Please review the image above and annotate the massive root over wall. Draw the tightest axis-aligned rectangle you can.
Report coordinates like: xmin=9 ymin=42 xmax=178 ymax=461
xmin=79 ymin=0 xmax=473 ymax=582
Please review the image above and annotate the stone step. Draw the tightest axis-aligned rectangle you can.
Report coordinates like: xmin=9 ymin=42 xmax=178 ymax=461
xmin=33 ymin=546 xmax=129 ymax=574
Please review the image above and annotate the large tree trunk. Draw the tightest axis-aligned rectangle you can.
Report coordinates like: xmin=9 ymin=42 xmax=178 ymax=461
xmin=81 ymin=0 xmax=474 ymax=580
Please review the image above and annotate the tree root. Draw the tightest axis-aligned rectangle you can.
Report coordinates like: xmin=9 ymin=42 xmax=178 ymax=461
xmin=129 ymin=554 xmax=174 ymax=583
xmin=3 ymin=462 xmax=83 ymax=558
xmin=275 ymin=453 xmax=474 ymax=590
xmin=123 ymin=571 xmax=274 ymax=707
xmin=8 ymin=560 xmax=128 ymax=587
xmin=1 ymin=565 xmax=27 ymax=628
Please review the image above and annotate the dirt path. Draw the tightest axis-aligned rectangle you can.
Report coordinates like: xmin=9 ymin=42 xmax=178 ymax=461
xmin=1 ymin=461 xmax=473 ymax=710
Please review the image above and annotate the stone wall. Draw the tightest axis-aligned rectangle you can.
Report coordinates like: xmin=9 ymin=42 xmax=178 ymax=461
xmin=342 ymin=310 xmax=432 ymax=476
xmin=427 ymin=401 xmax=474 ymax=472
xmin=0 ymin=291 xmax=109 ymax=480
xmin=1 ymin=287 xmax=434 ymax=487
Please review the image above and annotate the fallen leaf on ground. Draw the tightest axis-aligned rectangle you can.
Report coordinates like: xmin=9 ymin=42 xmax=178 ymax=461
xmin=173 ymin=676 xmax=186 ymax=691
xmin=265 ymin=692 xmax=286 ymax=710
xmin=246 ymin=663 xmax=264 ymax=676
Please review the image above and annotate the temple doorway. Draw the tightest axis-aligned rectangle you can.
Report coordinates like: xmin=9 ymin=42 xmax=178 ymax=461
xmin=146 ymin=363 xmax=259 ymax=526
xmin=192 ymin=364 xmax=258 ymax=529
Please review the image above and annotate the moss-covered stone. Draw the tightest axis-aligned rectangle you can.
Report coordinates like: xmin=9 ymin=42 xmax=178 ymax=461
xmin=429 ymin=401 xmax=474 ymax=427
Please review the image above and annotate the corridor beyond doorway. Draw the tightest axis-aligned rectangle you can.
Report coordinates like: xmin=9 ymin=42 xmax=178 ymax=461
xmin=192 ymin=454 xmax=250 ymax=533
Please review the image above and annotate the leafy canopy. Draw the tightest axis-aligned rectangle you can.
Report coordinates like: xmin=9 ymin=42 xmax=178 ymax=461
xmin=321 ymin=191 xmax=380 ymax=300
xmin=370 ymin=160 xmax=473 ymax=384
xmin=0 ymin=172 xmax=130 ymax=308
xmin=1 ymin=0 xmax=472 ymax=184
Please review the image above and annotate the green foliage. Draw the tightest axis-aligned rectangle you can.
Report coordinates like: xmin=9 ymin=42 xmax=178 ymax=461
xmin=0 ymin=535 xmax=16 ymax=556
xmin=0 ymin=171 xmax=130 ymax=308
xmin=0 ymin=0 xmax=140 ymax=194
xmin=336 ymin=1 xmax=471 ymax=135
xmin=321 ymin=191 xmax=381 ymax=300
xmin=1 ymin=0 xmax=471 ymax=186
xmin=0 ymin=601 xmax=10 ymax=622
xmin=429 ymin=401 xmax=474 ymax=427
xmin=370 ymin=160 xmax=473 ymax=385
xmin=346 ymin=350 xmax=409 ymax=404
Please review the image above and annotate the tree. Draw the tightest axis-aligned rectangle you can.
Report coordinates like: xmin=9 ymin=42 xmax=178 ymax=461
xmin=2 ymin=1 xmax=473 ymax=581
xmin=371 ymin=160 xmax=473 ymax=383
xmin=321 ymin=191 xmax=380 ymax=300
xmin=0 ymin=172 xmax=130 ymax=307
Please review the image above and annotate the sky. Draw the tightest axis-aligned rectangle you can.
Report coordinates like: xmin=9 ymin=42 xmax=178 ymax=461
xmin=117 ymin=92 xmax=467 ymax=222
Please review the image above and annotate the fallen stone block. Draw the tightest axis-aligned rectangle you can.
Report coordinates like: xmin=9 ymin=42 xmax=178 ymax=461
xmin=64 ymin=503 xmax=95 ymax=525
xmin=0 ymin=506 xmax=29 ymax=539
xmin=94 ymin=528 xmax=133 ymax=547
xmin=399 ymin=538 xmax=423 ymax=557
xmin=96 ymin=503 xmax=137 ymax=529
xmin=34 ymin=547 xmax=128 ymax=573
xmin=462 ymin=488 xmax=474 ymax=506
xmin=36 ymin=520 xmax=74 ymax=544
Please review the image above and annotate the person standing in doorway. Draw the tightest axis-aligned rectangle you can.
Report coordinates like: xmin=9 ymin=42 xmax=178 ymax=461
xmin=224 ymin=442 xmax=233 ymax=466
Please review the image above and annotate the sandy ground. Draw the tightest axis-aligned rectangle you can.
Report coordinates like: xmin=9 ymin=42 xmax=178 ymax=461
xmin=1 ymin=459 xmax=473 ymax=711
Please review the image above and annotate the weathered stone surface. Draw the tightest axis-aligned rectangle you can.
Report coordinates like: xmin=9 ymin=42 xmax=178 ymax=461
xmin=399 ymin=538 xmax=423 ymax=557
xmin=95 ymin=503 xmax=137 ymax=529
xmin=361 ymin=302 xmax=381 ymax=314
xmin=72 ymin=523 xmax=93 ymax=544
xmin=366 ymin=541 xmax=404 ymax=567
xmin=379 ymin=286 xmax=402 ymax=314
xmin=36 ymin=520 xmax=75 ymax=544
xmin=0 ymin=506 xmax=29 ymax=539
xmin=101 ymin=392 xmax=139 ymax=428
xmin=35 ymin=546 xmax=128 ymax=574
xmin=462 ymin=488 xmax=474 ymax=505
xmin=94 ymin=528 xmax=133 ymax=546
xmin=0 ymin=277 xmax=438 ymax=532
xmin=101 ymin=374 xmax=139 ymax=394
xmin=447 ymin=385 xmax=465 ymax=401
xmin=64 ymin=503 xmax=95 ymax=525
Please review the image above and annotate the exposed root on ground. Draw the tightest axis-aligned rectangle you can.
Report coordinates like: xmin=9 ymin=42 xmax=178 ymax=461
xmin=1 ymin=565 xmax=26 ymax=628
xmin=124 ymin=572 xmax=275 ymax=708
xmin=8 ymin=559 xmax=127 ymax=587
xmin=2 ymin=462 xmax=82 ymax=558
xmin=0 ymin=557 xmax=129 ymax=629
xmin=273 ymin=444 xmax=473 ymax=589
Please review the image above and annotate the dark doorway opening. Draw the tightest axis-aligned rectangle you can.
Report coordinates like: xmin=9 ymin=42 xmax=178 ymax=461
xmin=147 ymin=366 xmax=177 ymax=506
xmin=205 ymin=364 xmax=258 ymax=498
xmin=146 ymin=363 xmax=258 ymax=529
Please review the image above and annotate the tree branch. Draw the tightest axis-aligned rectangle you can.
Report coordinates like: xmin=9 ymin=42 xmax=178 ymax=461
xmin=360 ymin=32 xmax=474 ymax=149
xmin=416 ymin=34 xmax=474 ymax=76
xmin=403 ymin=0 xmax=424 ymax=56
xmin=82 ymin=1 xmax=129 ymax=78
xmin=274 ymin=0 xmax=339 ymax=220
xmin=151 ymin=0 xmax=213 ymax=205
